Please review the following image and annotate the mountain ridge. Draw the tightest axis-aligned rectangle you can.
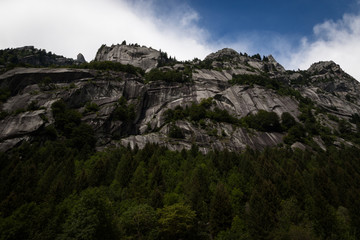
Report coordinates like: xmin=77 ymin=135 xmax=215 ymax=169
xmin=2 ymin=43 xmax=360 ymax=240
xmin=0 ymin=43 xmax=360 ymax=153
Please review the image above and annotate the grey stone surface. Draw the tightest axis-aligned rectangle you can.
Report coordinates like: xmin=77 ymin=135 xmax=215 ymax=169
xmin=95 ymin=44 xmax=161 ymax=71
xmin=1 ymin=46 xmax=360 ymax=152
xmin=77 ymin=53 xmax=86 ymax=63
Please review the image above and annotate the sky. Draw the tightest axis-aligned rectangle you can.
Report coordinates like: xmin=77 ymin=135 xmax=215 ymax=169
xmin=1 ymin=0 xmax=360 ymax=80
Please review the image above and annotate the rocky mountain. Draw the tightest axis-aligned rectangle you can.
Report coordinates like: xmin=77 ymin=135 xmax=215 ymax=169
xmin=1 ymin=43 xmax=360 ymax=153
xmin=95 ymin=43 xmax=161 ymax=71
xmin=0 ymin=46 xmax=86 ymax=73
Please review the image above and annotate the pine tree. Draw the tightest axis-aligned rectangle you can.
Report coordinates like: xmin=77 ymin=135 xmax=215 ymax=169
xmin=210 ymin=182 xmax=233 ymax=237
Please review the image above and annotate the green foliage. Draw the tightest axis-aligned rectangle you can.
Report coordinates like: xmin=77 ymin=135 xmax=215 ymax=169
xmin=69 ymin=82 xmax=76 ymax=89
xmin=50 ymin=99 xmax=96 ymax=152
xmin=0 ymin=46 xmax=74 ymax=70
xmin=186 ymin=164 xmax=211 ymax=222
xmin=168 ymin=124 xmax=185 ymax=139
xmin=157 ymin=50 xmax=178 ymax=67
xmin=157 ymin=203 xmax=196 ymax=239
xmin=27 ymin=100 xmax=40 ymax=111
xmin=164 ymin=98 xmax=239 ymax=126
xmin=251 ymin=53 xmax=262 ymax=60
xmin=38 ymin=76 xmax=56 ymax=91
xmin=248 ymin=180 xmax=280 ymax=240
xmin=243 ymin=110 xmax=282 ymax=132
xmin=215 ymin=215 xmax=249 ymax=240
xmin=129 ymin=161 xmax=149 ymax=200
xmin=164 ymin=99 xmax=285 ymax=133
xmin=298 ymin=104 xmax=319 ymax=136
xmin=229 ymin=74 xmax=280 ymax=90
xmin=207 ymin=107 xmax=239 ymax=125
xmin=112 ymin=97 xmax=135 ymax=122
xmin=51 ymin=99 xmax=82 ymax=136
xmin=230 ymin=74 xmax=315 ymax=107
xmin=281 ymin=112 xmax=296 ymax=130
xmin=0 ymin=88 xmax=11 ymax=103
xmin=194 ymin=59 xmax=214 ymax=69
xmin=0 ymin=202 xmax=45 ymax=240
xmin=0 ymin=110 xmax=9 ymax=120
xmin=328 ymin=114 xmax=340 ymax=122
xmin=210 ymin=183 xmax=233 ymax=236
xmin=335 ymin=113 xmax=360 ymax=143
xmin=338 ymin=119 xmax=352 ymax=135
xmin=145 ymin=68 xmax=190 ymax=83
xmin=74 ymin=61 xmax=145 ymax=75
xmin=350 ymin=113 xmax=360 ymax=124
xmin=59 ymin=188 xmax=118 ymax=240
xmin=283 ymin=124 xmax=307 ymax=144
xmin=84 ymin=102 xmax=99 ymax=113
xmin=120 ymin=204 xmax=158 ymax=240
xmin=2 ymin=137 xmax=360 ymax=240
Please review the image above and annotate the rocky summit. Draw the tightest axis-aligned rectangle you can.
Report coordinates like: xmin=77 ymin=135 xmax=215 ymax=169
xmin=95 ymin=43 xmax=161 ymax=71
xmin=1 ymin=43 xmax=360 ymax=153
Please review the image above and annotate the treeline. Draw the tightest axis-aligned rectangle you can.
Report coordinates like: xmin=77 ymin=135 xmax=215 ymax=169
xmin=229 ymin=74 xmax=317 ymax=105
xmin=1 ymin=138 xmax=360 ymax=240
xmin=164 ymin=98 xmax=286 ymax=133
xmin=0 ymin=47 xmax=75 ymax=72
xmin=145 ymin=68 xmax=192 ymax=83
xmin=73 ymin=61 xmax=145 ymax=76
xmin=1 ymin=99 xmax=360 ymax=239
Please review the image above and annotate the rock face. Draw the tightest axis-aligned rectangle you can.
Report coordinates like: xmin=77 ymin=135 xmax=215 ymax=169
xmin=95 ymin=44 xmax=161 ymax=71
xmin=77 ymin=53 xmax=86 ymax=63
xmin=0 ymin=46 xmax=78 ymax=68
xmin=290 ymin=61 xmax=360 ymax=116
xmin=204 ymin=48 xmax=240 ymax=61
xmin=1 ymin=45 xmax=360 ymax=153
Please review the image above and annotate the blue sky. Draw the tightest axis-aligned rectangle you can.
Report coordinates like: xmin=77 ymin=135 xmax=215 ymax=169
xmin=1 ymin=0 xmax=360 ymax=79
xmin=188 ymin=0 xmax=356 ymax=37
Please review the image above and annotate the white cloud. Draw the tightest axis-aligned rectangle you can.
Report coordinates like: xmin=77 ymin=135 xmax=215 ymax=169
xmin=0 ymin=0 xmax=213 ymax=61
xmin=286 ymin=14 xmax=360 ymax=80
xmin=1 ymin=0 xmax=360 ymax=81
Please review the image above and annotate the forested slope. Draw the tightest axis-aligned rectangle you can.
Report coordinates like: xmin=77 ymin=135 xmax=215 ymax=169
xmin=1 ymin=44 xmax=360 ymax=240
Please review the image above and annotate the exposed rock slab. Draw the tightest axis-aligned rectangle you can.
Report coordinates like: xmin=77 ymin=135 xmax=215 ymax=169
xmin=0 ymin=110 xmax=45 ymax=140
xmin=95 ymin=44 xmax=161 ymax=71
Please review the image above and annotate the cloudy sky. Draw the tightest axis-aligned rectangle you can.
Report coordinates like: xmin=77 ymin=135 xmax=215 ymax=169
xmin=1 ymin=0 xmax=360 ymax=79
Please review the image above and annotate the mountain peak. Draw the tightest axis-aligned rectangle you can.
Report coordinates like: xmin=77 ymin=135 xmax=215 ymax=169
xmin=204 ymin=48 xmax=239 ymax=61
xmin=308 ymin=61 xmax=342 ymax=75
xmin=95 ymin=43 xmax=161 ymax=71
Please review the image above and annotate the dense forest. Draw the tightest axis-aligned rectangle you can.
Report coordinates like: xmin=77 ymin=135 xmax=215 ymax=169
xmin=0 ymin=100 xmax=360 ymax=240
xmin=1 ymin=46 xmax=360 ymax=240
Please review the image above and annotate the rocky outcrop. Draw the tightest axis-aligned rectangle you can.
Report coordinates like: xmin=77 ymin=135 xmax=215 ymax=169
xmin=77 ymin=53 xmax=86 ymax=63
xmin=1 ymin=45 xmax=360 ymax=153
xmin=1 ymin=46 xmax=78 ymax=67
xmin=0 ymin=68 xmax=94 ymax=95
xmin=290 ymin=61 xmax=360 ymax=114
xmin=267 ymin=55 xmax=286 ymax=73
xmin=203 ymin=48 xmax=286 ymax=76
xmin=0 ymin=110 xmax=45 ymax=140
xmin=308 ymin=61 xmax=343 ymax=75
xmin=204 ymin=48 xmax=240 ymax=61
xmin=120 ymin=121 xmax=284 ymax=154
xmin=0 ymin=66 xmax=297 ymax=152
xmin=95 ymin=44 xmax=161 ymax=71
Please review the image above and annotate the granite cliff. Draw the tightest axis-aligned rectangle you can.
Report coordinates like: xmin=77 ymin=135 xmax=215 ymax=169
xmin=95 ymin=43 xmax=161 ymax=71
xmin=1 ymin=44 xmax=359 ymax=153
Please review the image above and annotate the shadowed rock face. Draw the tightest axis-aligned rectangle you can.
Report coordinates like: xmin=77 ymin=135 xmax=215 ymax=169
xmin=1 ymin=46 xmax=360 ymax=152
xmin=0 ymin=67 xmax=292 ymax=152
xmin=0 ymin=46 xmax=79 ymax=69
xmin=77 ymin=53 xmax=86 ymax=63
